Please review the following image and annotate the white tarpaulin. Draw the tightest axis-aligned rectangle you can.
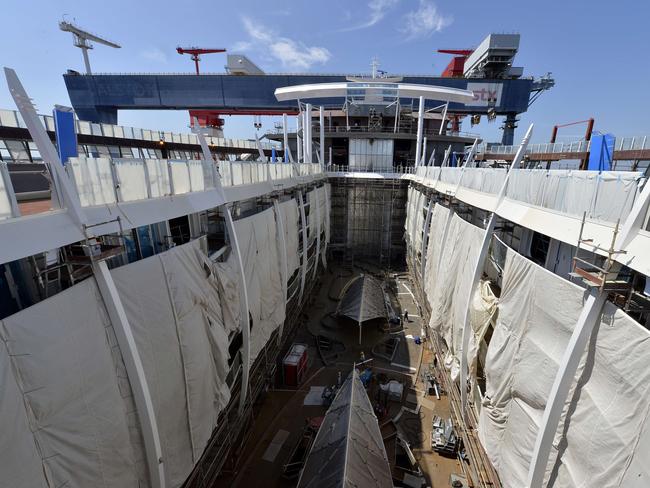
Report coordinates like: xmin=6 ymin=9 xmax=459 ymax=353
xmin=0 ymin=280 xmax=140 ymax=487
xmin=113 ymin=240 xmax=231 ymax=486
xmin=423 ymin=203 xmax=451 ymax=304
xmin=426 ymin=213 xmax=483 ymax=380
xmin=280 ymin=198 xmax=301 ymax=277
xmin=478 ymin=248 xmax=650 ymax=487
xmin=0 ymin=338 xmax=51 ymax=487
xmin=67 ymin=156 xmax=116 ymax=206
xmin=233 ymin=207 xmax=286 ymax=363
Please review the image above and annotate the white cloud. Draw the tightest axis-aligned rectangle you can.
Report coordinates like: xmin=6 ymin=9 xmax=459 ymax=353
xmin=401 ymin=0 xmax=452 ymax=39
xmin=140 ymin=47 xmax=167 ymax=63
xmin=241 ymin=16 xmax=331 ymax=70
xmin=231 ymin=41 xmax=252 ymax=52
xmin=341 ymin=0 xmax=399 ymax=31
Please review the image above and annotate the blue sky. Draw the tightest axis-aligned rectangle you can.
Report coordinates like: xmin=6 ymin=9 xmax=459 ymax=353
xmin=1 ymin=0 xmax=648 ymax=144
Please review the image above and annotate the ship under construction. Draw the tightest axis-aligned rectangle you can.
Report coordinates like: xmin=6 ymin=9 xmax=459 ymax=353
xmin=1 ymin=30 xmax=649 ymax=488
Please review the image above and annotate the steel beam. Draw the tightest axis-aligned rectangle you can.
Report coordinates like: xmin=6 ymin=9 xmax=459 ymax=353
xmin=319 ymin=106 xmax=325 ymax=169
xmin=272 ymin=199 xmax=289 ymax=342
xmin=92 ymin=261 xmax=165 ymax=488
xmin=415 ymin=96 xmax=424 ymax=168
xmin=297 ymin=190 xmax=308 ymax=304
xmin=459 ymin=125 xmax=533 ymax=421
xmin=312 ymin=186 xmax=321 ymax=281
xmin=525 ymin=290 xmax=607 ymax=487
xmin=420 ymin=199 xmax=433 ymax=281
xmin=525 ymin=175 xmax=650 ymax=488
xmin=223 ymin=208 xmax=251 ymax=415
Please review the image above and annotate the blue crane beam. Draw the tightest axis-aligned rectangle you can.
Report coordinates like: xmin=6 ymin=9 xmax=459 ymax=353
xmin=63 ymin=73 xmax=534 ymax=124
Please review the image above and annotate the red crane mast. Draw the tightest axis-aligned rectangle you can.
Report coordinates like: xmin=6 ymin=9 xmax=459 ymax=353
xmin=176 ymin=47 xmax=226 ymax=75
xmin=437 ymin=49 xmax=473 ymax=78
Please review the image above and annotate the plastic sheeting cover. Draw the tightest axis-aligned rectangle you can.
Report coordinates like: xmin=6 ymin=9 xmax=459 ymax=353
xmin=112 ymin=240 xmax=231 ymax=486
xmin=280 ymin=198 xmax=301 ymax=277
xmin=426 ymin=213 xmax=483 ymax=380
xmin=0 ymin=279 xmax=140 ymax=487
xmin=232 ymin=207 xmax=286 ymax=363
xmin=336 ymin=274 xmax=387 ymax=324
xmin=297 ymin=369 xmax=392 ymax=488
xmin=478 ymin=248 xmax=650 ymax=487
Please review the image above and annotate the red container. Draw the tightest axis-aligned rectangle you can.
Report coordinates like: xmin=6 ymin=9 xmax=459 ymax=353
xmin=283 ymin=343 xmax=308 ymax=387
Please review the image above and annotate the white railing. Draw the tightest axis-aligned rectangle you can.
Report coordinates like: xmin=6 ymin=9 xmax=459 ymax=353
xmin=414 ymin=166 xmax=644 ymax=224
xmin=0 ymin=108 xmax=276 ymax=151
xmin=477 ymin=140 xmax=593 ymax=156
xmin=0 ymin=157 xmax=323 ymax=218
xmin=326 ymin=164 xmax=416 ymax=174
xmin=64 ymin=157 xmax=323 ymax=207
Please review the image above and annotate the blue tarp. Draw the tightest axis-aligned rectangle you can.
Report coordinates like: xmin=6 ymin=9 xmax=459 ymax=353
xmin=53 ymin=106 xmax=77 ymax=165
xmin=587 ymin=133 xmax=615 ymax=171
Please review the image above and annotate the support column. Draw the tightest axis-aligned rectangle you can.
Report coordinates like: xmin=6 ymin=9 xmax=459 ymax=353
xmin=415 ymin=96 xmax=424 ymax=168
xmin=93 ymin=261 xmax=165 ymax=488
xmin=319 ymin=106 xmax=325 ymax=169
xmin=458 ymin=125 xmax=533 ymax=421
xmin=322 ymin=184 xmax=329 ymax=268
xmin=305 ymin=103 xmax=312 ymax=164
xmin=420 ymin=199 xmax=433 ymax=281
xmin=312 ymin=186 xmax=321 ymax=281
xmin=297 ymin=190 xmax=308 ymax=304
xmin=223 ymin=208 xmax=251 ymax=415
xmin=282 ymin=113 xmax=290 ymax=163
xmin=438 ymin=102 xmax=449 ymax=136
xmin=501 ymin=113 xmax=518 ymax=145
xmin=525 ymin=177 xmax=650 ymax=488
xmin=526 ymin=290 xmax=607 ymax=487
xmin=272 ymin=199 xmax=289 ymax=342
xmin=421 ymin=137 xmax=427 ymax=166
xmin=297 ymin=113 xmax=303 ymax=163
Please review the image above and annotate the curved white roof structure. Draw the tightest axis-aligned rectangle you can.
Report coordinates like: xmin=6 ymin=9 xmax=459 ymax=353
xmin=274 ymin=81 xmax=475 ymax=104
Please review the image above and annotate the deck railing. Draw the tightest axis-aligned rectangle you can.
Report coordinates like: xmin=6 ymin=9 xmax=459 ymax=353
xmin=0 ymin=157 xmax=323 ymax=219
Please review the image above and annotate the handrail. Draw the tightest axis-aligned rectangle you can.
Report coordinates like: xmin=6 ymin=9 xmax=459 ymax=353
xmin=0 ymin=108 xmax=277 ymax=150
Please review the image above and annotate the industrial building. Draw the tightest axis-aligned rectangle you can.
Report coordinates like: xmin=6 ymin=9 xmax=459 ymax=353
xmin=1 ymin=28 xmax=650 ymax=488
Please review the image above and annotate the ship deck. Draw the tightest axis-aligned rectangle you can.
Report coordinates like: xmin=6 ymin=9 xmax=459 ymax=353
xmin=215 ymin=263 xmax=467 ymax=488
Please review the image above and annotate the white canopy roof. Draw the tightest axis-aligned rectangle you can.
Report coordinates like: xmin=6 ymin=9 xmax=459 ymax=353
xmin=274 ymin=81 xmax=475 ymax=104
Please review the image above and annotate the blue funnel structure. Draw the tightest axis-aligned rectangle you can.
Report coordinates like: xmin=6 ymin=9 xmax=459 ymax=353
xmin=587 ymin=133 xmax=615 ymax=171
xmin=297 ymin=368 xmax=392 ymax=488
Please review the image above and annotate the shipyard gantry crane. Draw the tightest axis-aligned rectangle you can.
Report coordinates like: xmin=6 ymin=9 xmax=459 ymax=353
xmin=59 ymin=21 xmax=121 ymax=75
xmin=176 ymin=47 xmax=226 ymax=75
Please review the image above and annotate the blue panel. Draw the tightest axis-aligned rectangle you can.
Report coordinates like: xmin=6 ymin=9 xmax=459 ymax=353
xmin=64 ymin=74 xmax=534 ymax=123
xmin=136 ymin=225 xmax=154 ymax=258
xmin=53 ymin=107 xmax=78 ymax=164
xmin=587 ymin=133 xmax=615 ymax=171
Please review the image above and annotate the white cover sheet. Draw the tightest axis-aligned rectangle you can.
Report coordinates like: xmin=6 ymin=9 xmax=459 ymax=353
xmin=112 ymin=240 xmax=231 ymax=486
xmin=426 ymin=213 xmax=483 ymax=380
xmin=233 ymin=207 xmax=286 ymax=363
xmin=478 ymin=248 xmax=650 ymax=488
xmin=0 ymin=280 xmax=140 ymax=487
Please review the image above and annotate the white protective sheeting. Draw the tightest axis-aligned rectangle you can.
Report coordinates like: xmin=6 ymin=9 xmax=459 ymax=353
xmin=233 ymin=207 xmax=286 ymax=363
xmin=0 ymin=341 xmax=49 ymax=487
xmin=478 ymin=248 xmax=650 ymax=488
xmin=67 ymin=156 xmax=117 ymax=206
xmin=146 ymin=158 xmax=171 ymax=197
xmin=0 ymin=168 xmax=13 ymax=219
xmin=280 ymin=198 xmax=301 ymax=277
xmin=0 ymin=279 xmax=140 ymax=487
xmin=426 ymin=213 xmax=483 ymax=380
xmin=423 ymin=203 xmax=451 ymax=304
xmin=114 ymin=159 xmax=149 ymax=202
xmin=112 ymin=240 xmax=231 ymax=486
xmin=170 ymin=161 xmax=192 ymax=194
xmin=505 ymin=170 xmax=640 ymax=223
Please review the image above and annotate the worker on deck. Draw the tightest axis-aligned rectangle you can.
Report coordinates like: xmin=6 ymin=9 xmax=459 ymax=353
xmin=404 ymin=309 xmax=409 ymax=323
